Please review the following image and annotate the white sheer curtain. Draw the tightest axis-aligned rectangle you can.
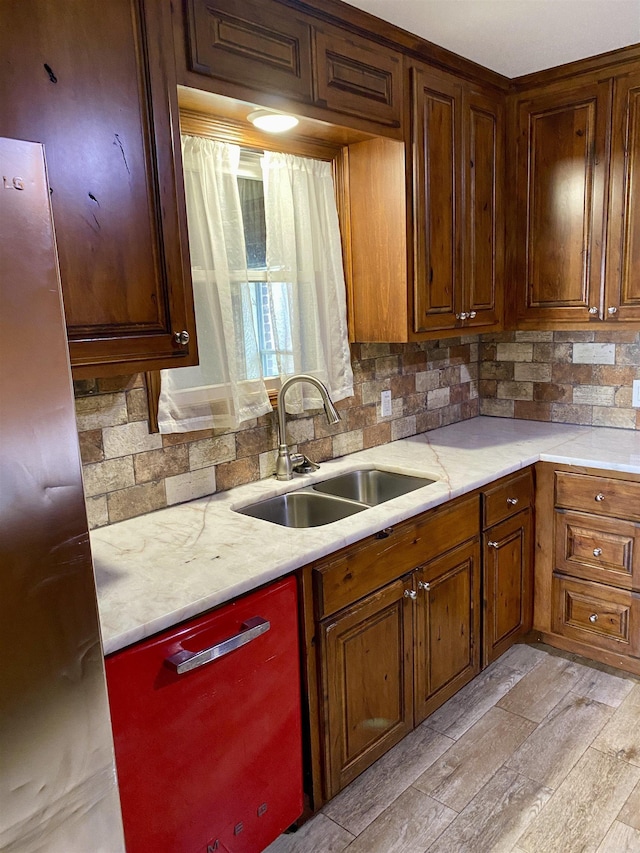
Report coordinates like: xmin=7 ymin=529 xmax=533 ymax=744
xmin=158 ymin=135 xmax=353 ymax=433
xmin=262 ymin=151 xmax=353 ymax=412
xmin=158 ymin=137 xmax=272 ymax=431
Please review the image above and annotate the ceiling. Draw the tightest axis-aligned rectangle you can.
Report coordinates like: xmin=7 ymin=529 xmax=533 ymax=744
xmin=343 ymin=0 xmax=640 ymax=78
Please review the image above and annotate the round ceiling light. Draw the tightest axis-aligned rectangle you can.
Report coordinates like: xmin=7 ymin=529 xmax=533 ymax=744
xmin=247 ymin=110 xmax=299 ymax=133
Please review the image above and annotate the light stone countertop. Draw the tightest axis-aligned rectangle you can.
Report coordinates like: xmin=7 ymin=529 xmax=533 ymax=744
xmin=92 ymin=416 xmax=640 ymax=655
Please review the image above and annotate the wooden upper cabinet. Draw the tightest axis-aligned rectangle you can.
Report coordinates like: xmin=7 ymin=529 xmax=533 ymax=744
xmin=512 ymin=79 xmax=611 ymax=326
xmin=313 ymin=24 xmax=403 ymax=131
xmin=184 ymin=0 xmax=403 ymax=136
xmin=0 ymin=0 xmax=196 ymax=377
xmin=606 ymin=69 xmax=640 ymax=322
xmin=412 ymin=66 xmax=503 ymax=336
xmin=185 ymin=0 xmax=314 ymax=103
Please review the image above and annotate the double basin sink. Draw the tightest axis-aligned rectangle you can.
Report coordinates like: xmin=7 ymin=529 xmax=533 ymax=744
xmin=236 ymin=469 xmax=436 ymax=528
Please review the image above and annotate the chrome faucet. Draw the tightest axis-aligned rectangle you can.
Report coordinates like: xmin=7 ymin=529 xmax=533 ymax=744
xmin=275 ymin=374 xmax=340 ymax=481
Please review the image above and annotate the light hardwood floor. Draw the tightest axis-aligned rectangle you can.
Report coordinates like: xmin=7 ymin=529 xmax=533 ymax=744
xmin=265 ymin=644 xmax=640 ymax=853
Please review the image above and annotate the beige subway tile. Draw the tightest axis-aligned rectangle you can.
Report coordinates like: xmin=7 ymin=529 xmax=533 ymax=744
xmin=82 ymin=457 xmax=135 ymax=498
xmin=103 ymin=420 xmax=163 ymax=459
xmin=514 ymin=362 xmax=552 ymax=383
xmin=554 ymin=330 xmax=594 ymax=343
xmin=75 ymin=392 xmax=127 ymax=431
xmin=107 ymin=481 xmax=166 ymax=524
xmin=235 ymin=425 xmax=278 ymax=458
xmin=428 ymin=387 xmax=451 ymax=409
xmin=480 ymin=399 xmax=515 ymax=417
xmin=85 ymin=495 xmax=108 ymax=530
xmin=550 ymin=403 xmax=594 ymax=425
xmin=126 ymin=386 xmax=149 ymax=422
xmin=573 ymin=342 xmax=616 ymax=364
xmin=332 ymin=429 xmax=364 ymax=457
xmin=496 ymin=343 xmax=533 ymax=362
xmin=497 ymin=381 xmax=534 ymax=401
xmin=415 ymin=370 xmax=440 ymax=393
xmin=514 ymin=330 xmax=555 ymax=342
xmin=189 ymin=434 xmax=236 ymax=470
xmin=165 ymin=467 xmax=216 ymax=506
xmin=259 ymin=448 xmax=278 ymax=479
xmin=592 ymin=407 xmax=636 ymax=429
xmin=391 ymin=416 xmax=417 ymax=441
xmin=573 ymin=385 xmax=616 ymax=406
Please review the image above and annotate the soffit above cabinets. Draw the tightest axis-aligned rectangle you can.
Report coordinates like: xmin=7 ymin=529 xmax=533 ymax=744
xmin=343 ymin=0 xmax=640 ymax=78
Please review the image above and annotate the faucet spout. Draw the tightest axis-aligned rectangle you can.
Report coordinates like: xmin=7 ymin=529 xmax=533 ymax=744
xmin=275 ymin=374 xmax=340 ymax=481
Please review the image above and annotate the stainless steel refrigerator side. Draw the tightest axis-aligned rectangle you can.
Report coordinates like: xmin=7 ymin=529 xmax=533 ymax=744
xmin=0 ymin=138 xmax=125 ymax=852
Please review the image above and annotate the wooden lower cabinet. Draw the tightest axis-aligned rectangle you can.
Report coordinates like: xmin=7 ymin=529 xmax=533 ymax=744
xmin=483 ymin=509 xmax=533 ymax=665
xmin=414 ymin=540 xmax=481 ymax=723
xmin=319 ymin=576 xmax=413 ymax=797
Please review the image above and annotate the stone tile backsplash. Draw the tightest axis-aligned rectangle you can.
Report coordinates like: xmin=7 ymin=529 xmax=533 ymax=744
xmin=75 ymin=339 xmax=480 ymax=528
xmin=479 ymin=330 xmax=640 ymax=430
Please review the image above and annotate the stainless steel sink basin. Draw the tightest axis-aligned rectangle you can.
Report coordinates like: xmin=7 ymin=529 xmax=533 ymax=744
xmin=312 ymin=469 xmax=435 ymax=506
xmin=236 ymin=490 xmax=367 ymax=528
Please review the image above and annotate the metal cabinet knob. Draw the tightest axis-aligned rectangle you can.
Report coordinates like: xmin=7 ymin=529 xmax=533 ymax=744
xmin=404 ymin=589 xmax=417 ymax=600
xmin=173 ymin=330 xmax=190 ymax=346
xmin=455 ymin=312 xmax=469 ymax=321
xmin=375 ymin=527 xmax=394 ymax=540
xmin=488 ymin=540 xmax=499 ymax=548
xmin=506 ymin=497 xmax=519 ymax=506
xmin=418 ymin=581 xmax=430 ymax=591
xmin=607 ymin=306 xmax=618 ymax=315
xmin=468 ymin=311 xmax=477 ymax=319
xmin=589 ymin=613 xmax=598 ymax=623
xmin=588 ymin=306 xmax=599 ymax=315
xmin=595 ymin=493 xmax=606 ymax=502
xmin=593 ymin=547 xmax=603 ymax=557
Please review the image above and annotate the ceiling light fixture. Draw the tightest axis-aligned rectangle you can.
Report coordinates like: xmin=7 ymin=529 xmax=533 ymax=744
xmin=247 ymin=110 xmax=299 ymax=133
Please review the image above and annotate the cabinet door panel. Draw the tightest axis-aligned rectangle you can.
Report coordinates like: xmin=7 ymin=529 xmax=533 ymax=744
xmin=513 ymin=81 xmax=610 ymax=325
xmin=186 ymin=0 xmax=313 ymax=102
xmin=606 ymin=70 xmax=640 ymax=321
xmin=465 ymin=89 xmax=503 ymax=328
xmin=0 ymin=0 xmax=196 ymax=375
xmin=412 ymin=67 xmax=462 ymax=333
xmin=320 ymin=578 xmax=413 ymax=798
xmin=414 ymin=539 xmax=480 ymax=724
xmin=483 ymin=509 xmax=533 ymax=665
xmin=314 ymin=26 xmax=402 ymax=131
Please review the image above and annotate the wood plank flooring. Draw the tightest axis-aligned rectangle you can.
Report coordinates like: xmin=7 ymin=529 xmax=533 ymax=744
xmin=265 ymin=644 xmax=640 ymax=853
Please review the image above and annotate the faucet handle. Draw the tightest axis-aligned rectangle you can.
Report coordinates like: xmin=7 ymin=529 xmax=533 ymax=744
xmin=293 ymin=454 xmax=320 ymax=474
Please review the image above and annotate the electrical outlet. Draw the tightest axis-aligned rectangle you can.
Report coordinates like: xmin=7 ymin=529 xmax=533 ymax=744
xmin=380 ymin=390 xmax=392 ymax=417
xmin=633 ymin=380 xmax=640 ymax=408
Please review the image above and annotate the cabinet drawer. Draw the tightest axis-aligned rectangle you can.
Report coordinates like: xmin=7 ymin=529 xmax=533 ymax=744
xmin=483 ymin=469 xmax=533 ymax=528
xmin=552 ymin=575 xmax=640 ymax=656
xmin=555 ymin=510 xmax=640 ymax=590
xmin=555 ymin=472 xmax=640 ymax=522
xmin=314 ymin=494 xmax=479 ymax=619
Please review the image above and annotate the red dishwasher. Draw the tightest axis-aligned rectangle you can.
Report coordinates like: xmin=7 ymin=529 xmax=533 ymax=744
xmin=105 ymin=576 xmax=303 ymax=853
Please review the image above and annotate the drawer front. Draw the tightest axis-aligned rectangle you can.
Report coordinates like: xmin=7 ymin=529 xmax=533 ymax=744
xmin=483 ymin=469 xmax=533 ymax=528
xmin=555 ymin=472 xmax=640 ymax=522
xmin=555 ymin=510 xmax=640 ymax=590
xmin=552 ymin=575 xmax=640 ymax=656
xmin=314 ymin=494 xmax=479 ymax=619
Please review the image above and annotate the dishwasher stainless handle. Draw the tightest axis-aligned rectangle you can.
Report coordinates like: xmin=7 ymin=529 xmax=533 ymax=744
xmin=165 ymin=616 xmax=270 ymax=675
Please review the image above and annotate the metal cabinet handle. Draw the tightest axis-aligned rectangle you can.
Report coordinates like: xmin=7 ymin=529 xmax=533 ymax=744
xmin=375 ymin=527 xmax=394 ymax=539
xmin=588 ymin=306 xmax=599 ymax=315
xmin=593 ymin=547 xmax=603 ymax=557
xmin=488 ymin=540 xmax=499 ymax=548
xmin=404 ymin=589 xmax=417 ymax=600
xmin=418 ymin=581 xmax=430 ymax=591
xmin=506 ymin=497 xmax=519 ymax=506
xmin=607 ymin=306 xmax=618 ymax=315
xmin=165 ymin=616 xmax=270 ymax=674
xmin=589 ymin=613 xmax=598 ymax=623
xmin=595 ymin=493 xmax=606 ymax=502
xmin=173 ymin=330 xmax=190 ymax=346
